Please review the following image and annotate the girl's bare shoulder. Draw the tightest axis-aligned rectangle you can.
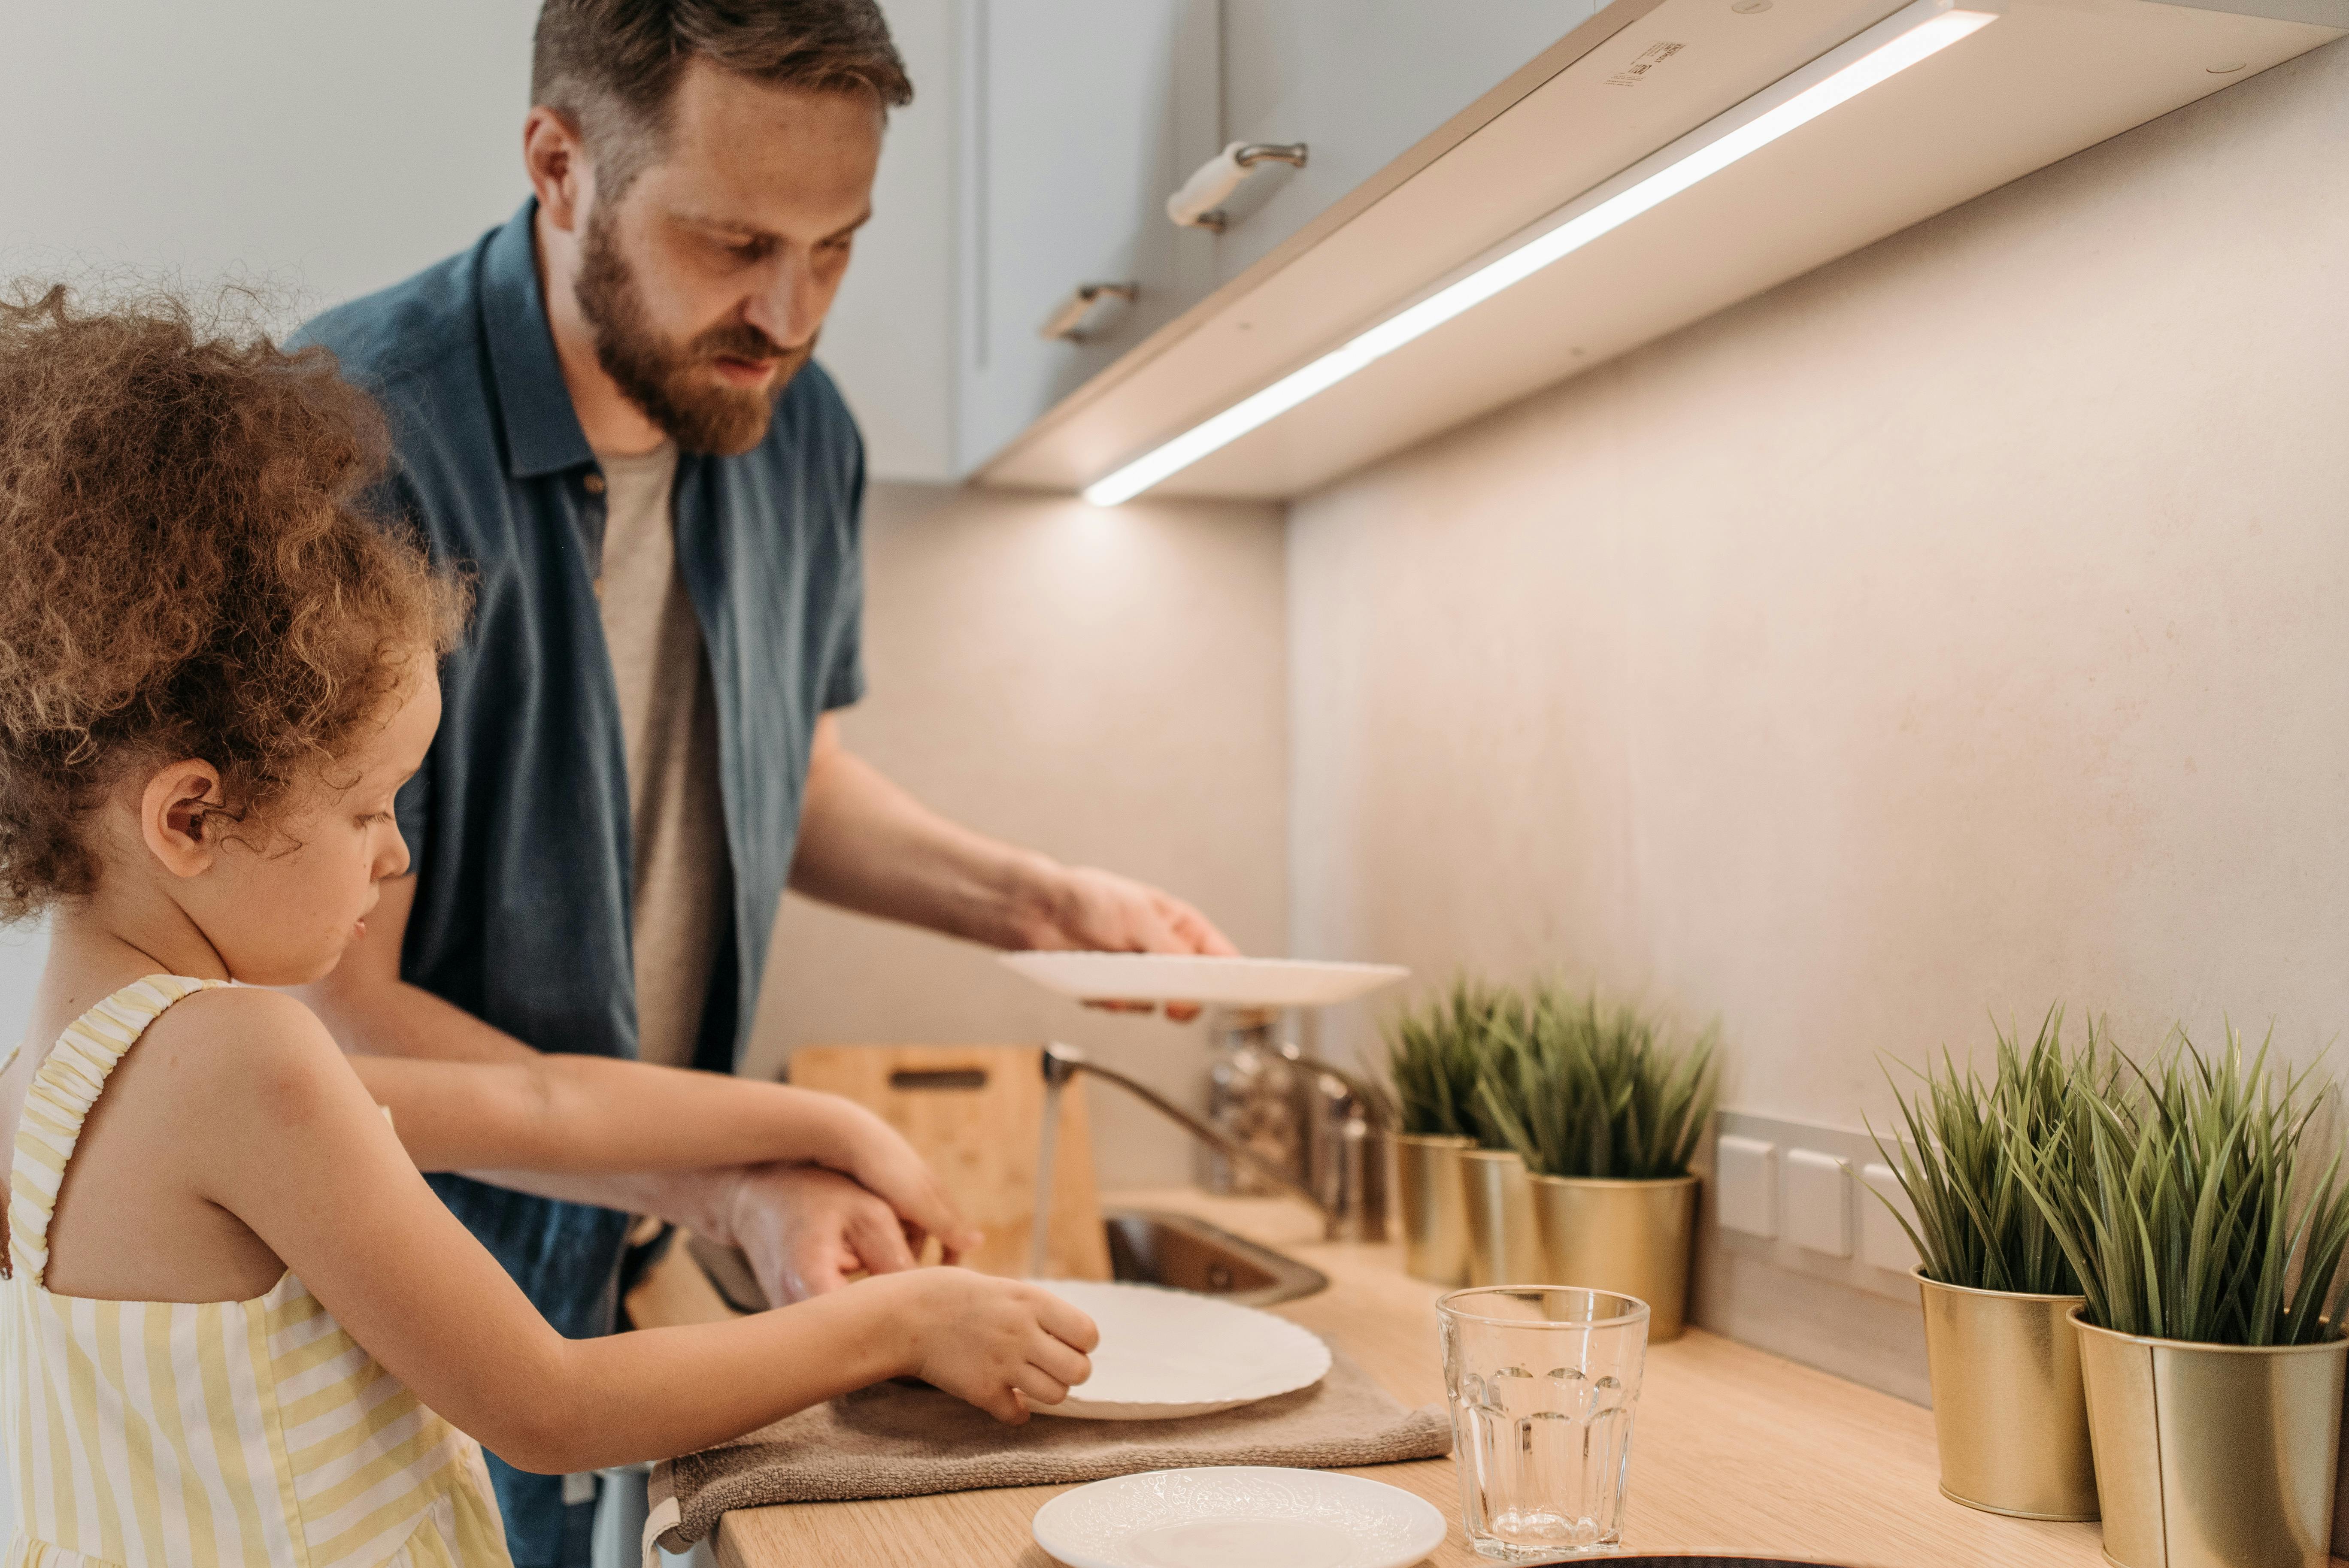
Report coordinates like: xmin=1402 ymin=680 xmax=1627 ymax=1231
xmin=129 ymin=986 xmax=366 ymax=1126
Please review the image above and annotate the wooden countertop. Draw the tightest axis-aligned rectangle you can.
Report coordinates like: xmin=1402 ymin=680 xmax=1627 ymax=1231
xmin=640 ymin=1187 xmax=2117 ymax=1568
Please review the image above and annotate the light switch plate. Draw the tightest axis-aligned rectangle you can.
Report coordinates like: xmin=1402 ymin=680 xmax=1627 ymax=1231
xmin=1785 ymin=1149 xmax=1853 ymax=1257
xmin=1715 ymin=1135 xmax=1779 ymax=1237
xmin=1712 ymin=1111 xmax=1923 ymax=1305
xmin=1860 ymin=1162 xmax=1922 ymax=1275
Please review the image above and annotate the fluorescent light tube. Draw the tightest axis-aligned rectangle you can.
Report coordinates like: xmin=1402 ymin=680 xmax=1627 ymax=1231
xmin=1083 ymin=0 xmax=1998 ymax=506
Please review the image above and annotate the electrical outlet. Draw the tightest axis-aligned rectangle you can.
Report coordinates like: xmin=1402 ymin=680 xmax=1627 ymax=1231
xmin=1715 ymin=1134 xmax=1779 ymax=1237
xmin=1785 ymin=1149 xmax=1853 ymax=1257
xmin=1859 ymin=1162 xmax=1921 ymax=1275
xmin=1713 ymin=1111 xmax=1920 ymax=1305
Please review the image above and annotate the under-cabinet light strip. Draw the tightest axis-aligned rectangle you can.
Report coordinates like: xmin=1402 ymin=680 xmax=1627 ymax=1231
xmin=1082 ymin=0 xmax=1999 ymax=506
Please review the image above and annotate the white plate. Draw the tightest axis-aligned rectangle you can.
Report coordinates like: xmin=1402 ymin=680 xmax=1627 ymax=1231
xmin=1000 ymin=953 xmax=1409 ymax=1008
xmin=1034 ymin=1281 xmax=1333 ymax=1420
xmin=1033 ymin=1466 xmax=1447 ymax=1568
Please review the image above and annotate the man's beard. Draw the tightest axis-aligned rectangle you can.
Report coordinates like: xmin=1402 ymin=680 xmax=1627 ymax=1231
xmin=573 ymin=208 xmax=810 ymax=456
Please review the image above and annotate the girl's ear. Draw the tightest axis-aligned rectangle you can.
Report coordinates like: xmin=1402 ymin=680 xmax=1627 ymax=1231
xmin=140 ymin=761 xmax=227 ymax=879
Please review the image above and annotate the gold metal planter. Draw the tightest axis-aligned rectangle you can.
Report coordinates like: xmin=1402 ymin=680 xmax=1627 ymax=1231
xmin=1913 ymin=1271 xmax=2097 ymax=1520
xmin=2073 ymin=1309 xmax=2348 ymax=1568
xmin=1527 ymin=1172 xmax=1698 ymax=1342
xmin=1394 ymin=1133 xmax=1475 ymax=1285
xmin=1459 ymin=1148 xmax=1544 ymax=1286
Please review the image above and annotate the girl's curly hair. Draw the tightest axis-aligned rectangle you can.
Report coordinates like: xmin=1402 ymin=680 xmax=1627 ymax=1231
xmin=0 ymin=283 xmax=467 ymax=923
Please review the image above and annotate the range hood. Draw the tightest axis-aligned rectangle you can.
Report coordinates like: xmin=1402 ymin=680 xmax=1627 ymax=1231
xmin=976 ymin=0 xmax=2343 ymax=503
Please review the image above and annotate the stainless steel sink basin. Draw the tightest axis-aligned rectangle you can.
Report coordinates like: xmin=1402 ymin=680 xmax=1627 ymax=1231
xmin=1102 ymin=1208 xmax=1327 ymax=1306
xmin=682 ymin=1207 xmax=1325 ymax=1313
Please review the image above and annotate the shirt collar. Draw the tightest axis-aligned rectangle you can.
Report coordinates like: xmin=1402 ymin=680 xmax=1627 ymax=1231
xmin=481 ymin=198 xmax=596 ymax=480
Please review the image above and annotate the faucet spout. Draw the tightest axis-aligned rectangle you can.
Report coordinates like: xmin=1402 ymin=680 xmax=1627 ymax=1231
xmin=1041 ymin=1043 xmax=1341 ymax=1239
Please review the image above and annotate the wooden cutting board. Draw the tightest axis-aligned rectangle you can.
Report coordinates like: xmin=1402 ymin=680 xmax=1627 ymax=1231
xmin=787 ymin=1044 xmax=1112 ymax=1281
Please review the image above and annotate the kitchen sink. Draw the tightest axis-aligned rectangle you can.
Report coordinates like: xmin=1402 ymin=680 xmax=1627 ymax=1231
xmin=1100 ymin=1208 xmax=1327 ymax=1306
xmin=682 ymin=1207 xmax=1326 ymax=1313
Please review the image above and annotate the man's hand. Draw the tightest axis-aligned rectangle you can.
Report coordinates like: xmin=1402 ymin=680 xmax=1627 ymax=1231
xmin=711 ymin=1162 xmax=948 ymax=1306
xmin=1009 ymin=863 xmax=1240 ymax=1023
xmin=791 ymin=719 xmax=1241 ymax=1020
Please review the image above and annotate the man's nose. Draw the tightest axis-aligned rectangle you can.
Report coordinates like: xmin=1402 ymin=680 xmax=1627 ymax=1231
xmin=743 ymin=253 xmax=822 ymax=349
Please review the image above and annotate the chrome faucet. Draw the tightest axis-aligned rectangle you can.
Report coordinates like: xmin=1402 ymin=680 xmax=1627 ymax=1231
xmin=1040 ymin=1042 xmax=1385 ymax=1244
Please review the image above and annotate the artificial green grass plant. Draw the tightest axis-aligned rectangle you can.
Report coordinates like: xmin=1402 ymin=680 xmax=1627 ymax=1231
xmin=1867 ymin=1007 xmax=2118 ymax=1296
xmin=2009 ymin=1026 xmax=2349 ymax=1347
xmin=1474 ymin=982 xmax=1718 ymax=1181
xmin=1383 ymin=976 xmax=1520 ymax=1142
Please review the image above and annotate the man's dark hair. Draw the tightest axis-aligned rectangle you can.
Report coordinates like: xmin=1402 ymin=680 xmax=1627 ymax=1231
xmin=532 ymin=0 xmax=913 ymax=195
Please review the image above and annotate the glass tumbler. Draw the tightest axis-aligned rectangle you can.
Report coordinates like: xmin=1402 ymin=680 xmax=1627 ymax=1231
xmin=1437 ymin=1286 xmax=1650 ymax=1560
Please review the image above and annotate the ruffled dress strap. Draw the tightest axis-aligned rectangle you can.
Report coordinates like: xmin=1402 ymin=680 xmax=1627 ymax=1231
xmin=7 ymin=974 xmax=229 ymax=1283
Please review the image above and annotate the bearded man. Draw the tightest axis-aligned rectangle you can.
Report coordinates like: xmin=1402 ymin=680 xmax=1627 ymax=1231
xmin=291 ymin=3 xmax=1232 ymax=1560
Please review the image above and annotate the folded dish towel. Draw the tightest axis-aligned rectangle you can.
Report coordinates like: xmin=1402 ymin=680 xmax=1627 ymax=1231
xmin=644 ymin=1347 xmax=1451 ymax=1556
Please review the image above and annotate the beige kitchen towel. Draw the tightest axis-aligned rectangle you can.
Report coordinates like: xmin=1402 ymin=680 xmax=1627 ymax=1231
xmin=644 ymin=1347 xmax=1451 ymax=1554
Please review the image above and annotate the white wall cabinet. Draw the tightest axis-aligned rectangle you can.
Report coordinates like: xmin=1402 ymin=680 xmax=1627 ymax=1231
xmin=1210 ymin=1 xmax=1603 ymax=284
xmin=953 ymin=0 xmax=1222 ymax=474
xmin=824 ymin=0 xmax=1602 ymax=481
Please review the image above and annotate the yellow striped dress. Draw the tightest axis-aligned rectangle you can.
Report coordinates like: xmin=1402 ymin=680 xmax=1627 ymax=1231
xmin=2 ymin=975 xmax=512 ymax=1568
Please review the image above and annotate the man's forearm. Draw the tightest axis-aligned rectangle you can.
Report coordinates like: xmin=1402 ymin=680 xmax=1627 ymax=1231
xmin=789 ymin=721 xmax=1058 ymax=948
xmin=299 ymin=967 xmax=750 ymax=1234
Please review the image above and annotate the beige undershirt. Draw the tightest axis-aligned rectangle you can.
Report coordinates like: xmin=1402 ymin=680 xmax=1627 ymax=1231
xmin=594 ymin=443 xmax=732 ymax=1070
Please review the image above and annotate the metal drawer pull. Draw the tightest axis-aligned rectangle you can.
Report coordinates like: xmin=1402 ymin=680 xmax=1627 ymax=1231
xmin=1038 ymin=281 xmax=1139 ymax=342
xmin=1166 ymin=142 xmax=1309 ymax=233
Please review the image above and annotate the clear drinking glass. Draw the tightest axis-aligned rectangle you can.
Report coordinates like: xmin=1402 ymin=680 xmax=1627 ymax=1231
xmin=1437 ymin=1286 xmax=1650 ymax=1560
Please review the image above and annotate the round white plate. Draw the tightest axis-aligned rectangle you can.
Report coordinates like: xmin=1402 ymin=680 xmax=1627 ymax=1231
xmin=1000 ymin=952 xmax=1409 ymax=1009
xmin=1033 ymin=1466 xmax=1447 ymax=1568
xmin=1034 ymin=1281 xmax=1332 ymax=1420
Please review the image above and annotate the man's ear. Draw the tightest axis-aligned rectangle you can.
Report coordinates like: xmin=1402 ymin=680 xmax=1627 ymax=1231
xmin=139 ymin=761 xmax=227 ymax=880
xmin=523 ymin=105 xmax=595 ymax=234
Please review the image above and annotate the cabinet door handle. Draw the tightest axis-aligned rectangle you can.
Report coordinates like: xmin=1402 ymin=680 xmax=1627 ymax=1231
xmin=1038 ymin=282 xmax=1139 ymax=343
xmin=1167 ymin=141 xmax=1309 ymax=233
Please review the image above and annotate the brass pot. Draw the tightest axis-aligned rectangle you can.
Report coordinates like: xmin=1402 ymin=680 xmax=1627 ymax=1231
xmin=1527 ymin=1172 xmax=1698 ymax=1342
xmin=1394 ymin=1133 xmax=1475 ymax=1285
xmin=1458 ymin=1148 xmax=1543 ymax=1286
xmin=1913 ymin=1270 xmax=2096 ymax=1520
xmin=2073 ymin=1308 xmax=2348 ymax=1568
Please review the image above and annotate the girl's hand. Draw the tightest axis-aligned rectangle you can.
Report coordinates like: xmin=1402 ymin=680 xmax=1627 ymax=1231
xmin=818 ymin=1098 xmax=985 ymax=1263
xmin=867 ymin=1268 xmax=1098 ymax=1423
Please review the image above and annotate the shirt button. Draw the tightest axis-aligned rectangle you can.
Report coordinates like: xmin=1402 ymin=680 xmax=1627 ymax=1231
xmin=582 ymin=472 xmax=606 ymax=495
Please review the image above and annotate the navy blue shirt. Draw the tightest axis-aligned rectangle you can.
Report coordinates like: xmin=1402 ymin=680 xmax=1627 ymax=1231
xmin=295 ymin=200 xmax=865 ymax=1559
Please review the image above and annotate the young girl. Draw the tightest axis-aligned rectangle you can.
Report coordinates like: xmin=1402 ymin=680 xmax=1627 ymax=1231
xmin=0 ymin=286 xmax=1095 ymax=1568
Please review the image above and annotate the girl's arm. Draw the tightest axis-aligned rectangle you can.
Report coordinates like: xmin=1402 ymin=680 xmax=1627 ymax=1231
xmin=349 ymin=1042 xmax=980 ymax=1260
xmin=192 ymin=990 xmax=1094 ymax=1471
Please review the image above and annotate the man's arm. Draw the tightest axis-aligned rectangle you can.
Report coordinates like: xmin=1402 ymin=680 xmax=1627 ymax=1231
xmin=295 ymin=876 xmax=927 ymax=1305
xmin=791 ymin=715 xmax=1238 ymax=1015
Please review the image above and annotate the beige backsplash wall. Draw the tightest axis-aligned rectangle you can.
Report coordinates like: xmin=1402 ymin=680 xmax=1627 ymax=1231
xmin=1288 ymin=43 xmax=2349 ymax=1368
xmin=747 ymin=483 xmax=1287 ymax=1189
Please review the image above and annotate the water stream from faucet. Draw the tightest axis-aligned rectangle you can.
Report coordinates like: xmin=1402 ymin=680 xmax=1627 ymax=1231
xmin=1029 ymin=1070 xmax=1064 ymax=1278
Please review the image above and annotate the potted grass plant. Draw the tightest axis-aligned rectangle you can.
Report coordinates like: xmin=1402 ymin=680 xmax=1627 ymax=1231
xmin=2011 ymin=1028 xmax=2349 ymax=1568
xmin=1868 ymin=1008 xmax=2113 ymax=1522
xmin=1384 ymin=978 xmax=1522 ymax=1285
xmin=1475 ymin=982 xmax=1717 ymax=1341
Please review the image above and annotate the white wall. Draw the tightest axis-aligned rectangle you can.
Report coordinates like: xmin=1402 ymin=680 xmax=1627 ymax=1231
xmin=1291 ymin=42 xmax=2349 ymax=1135
xmin=0 ymin=0 xmax=965 ymax=483
xmin=747 ymin=481 xmax=1289 ymax=1188
xmin=0 ymin=3 xmax=540 ymax=329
